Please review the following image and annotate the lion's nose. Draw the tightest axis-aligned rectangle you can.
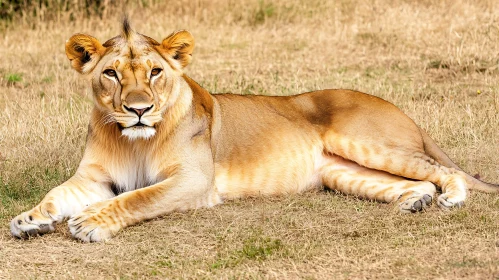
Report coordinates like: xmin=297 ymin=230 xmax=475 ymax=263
xmin=124 ymin=105 xmax=153 ymax=117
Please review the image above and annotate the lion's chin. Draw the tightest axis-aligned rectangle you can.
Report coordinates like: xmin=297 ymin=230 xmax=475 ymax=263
xmin=121 ymin=126 xmax=156 ymax=140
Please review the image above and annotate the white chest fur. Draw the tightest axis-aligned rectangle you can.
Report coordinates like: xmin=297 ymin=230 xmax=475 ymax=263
xmin=106 ymin=150 xmax=159 ymax=193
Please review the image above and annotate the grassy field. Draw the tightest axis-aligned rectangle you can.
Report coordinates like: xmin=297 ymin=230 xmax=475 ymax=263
xmin=1 ymin=0 xmax=498 ymax=278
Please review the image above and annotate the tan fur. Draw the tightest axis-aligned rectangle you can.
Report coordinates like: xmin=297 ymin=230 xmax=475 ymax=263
xmin=10 ymin=20 xmax=498 ymax=242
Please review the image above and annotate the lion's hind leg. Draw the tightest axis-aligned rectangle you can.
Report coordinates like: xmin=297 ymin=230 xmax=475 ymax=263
xmin=326 ymin=134 xmax=468 ymax=210
xmin=321 ymin=155 xmax=436 ymax=213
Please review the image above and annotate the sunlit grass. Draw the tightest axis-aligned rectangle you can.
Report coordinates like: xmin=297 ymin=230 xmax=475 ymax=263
xmin=0 ymin=0 xmax=498 ymax=278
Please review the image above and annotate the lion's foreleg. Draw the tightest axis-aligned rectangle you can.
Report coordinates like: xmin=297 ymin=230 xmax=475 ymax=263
xmin=68 ymin=174 xmax=221 ymax=242
xmin=10 ymin=171 xmax=115 ymax=239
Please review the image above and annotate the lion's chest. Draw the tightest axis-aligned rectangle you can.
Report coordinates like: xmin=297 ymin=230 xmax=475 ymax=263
xmin=107 ymin=156 xmax=159 ymax=194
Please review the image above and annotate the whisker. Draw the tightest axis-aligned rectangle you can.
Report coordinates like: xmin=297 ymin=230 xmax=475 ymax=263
xmin=94 ymin=112 xmax=116 ymax=130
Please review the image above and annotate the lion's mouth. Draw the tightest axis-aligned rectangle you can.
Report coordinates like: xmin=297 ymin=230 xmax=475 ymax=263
xmin=118 ymin=122 xmax=150 ymax=130
xmin=133 ymin=122 xmax=146 ymax=127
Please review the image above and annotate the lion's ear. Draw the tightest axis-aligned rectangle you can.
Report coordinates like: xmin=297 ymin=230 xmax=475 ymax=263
xmin=158 ymin=30 xmax=195 ymax=69
xmin=65 ymin=34 xmax=105 ymax=74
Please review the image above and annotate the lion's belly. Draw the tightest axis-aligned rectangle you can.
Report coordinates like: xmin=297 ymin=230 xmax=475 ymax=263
xmin=214 ymin=142 xmax=326 ymax=199
xmin=212 ymin=93 xmax=334 ymax=199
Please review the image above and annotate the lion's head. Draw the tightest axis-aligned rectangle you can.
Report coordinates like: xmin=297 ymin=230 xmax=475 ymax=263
xmin=65 ymin=18 xmax=194 ymax=140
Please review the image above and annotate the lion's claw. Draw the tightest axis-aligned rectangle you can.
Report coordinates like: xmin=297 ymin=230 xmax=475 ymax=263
xmin=68 ymin=202 xmax=120 ymax=242
xmin=399 ymin=193 xmax=433 ymax=213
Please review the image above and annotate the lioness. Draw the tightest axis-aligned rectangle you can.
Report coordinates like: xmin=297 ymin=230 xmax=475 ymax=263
xmin=11 ymin=19 xmax=498 ymax=242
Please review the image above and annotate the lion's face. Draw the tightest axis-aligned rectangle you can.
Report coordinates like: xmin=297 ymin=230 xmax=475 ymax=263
xmin=65 ymin=22 xmax=194 ymax=140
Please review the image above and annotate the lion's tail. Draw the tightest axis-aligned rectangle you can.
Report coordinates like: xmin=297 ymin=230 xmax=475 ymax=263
xmin=420 ymin=128 xmax=499 ymax=193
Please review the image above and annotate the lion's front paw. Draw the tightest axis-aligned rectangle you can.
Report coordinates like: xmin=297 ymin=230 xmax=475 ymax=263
xmin=68 ymin=202 xmax=121 ymax=242
xmin=10 ymin=210 xmax=56 ymax=239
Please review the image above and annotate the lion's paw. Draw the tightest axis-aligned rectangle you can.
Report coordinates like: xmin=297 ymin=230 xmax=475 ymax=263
xmin=10 ymin=210 xmax=56 ymax=239
xmin=68 ymin=202 xmax=121 ymax=242
xmin=398 ymin=193 xmax=432 ymax=213
xmin=437 ymin=193 xmax=465 ymax=210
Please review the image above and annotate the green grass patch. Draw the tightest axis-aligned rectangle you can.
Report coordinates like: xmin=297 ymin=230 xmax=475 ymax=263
xmin=253 ymin=0 xmax=275 ymax=25
xmin=0 ymin=165 xmax=67 ymax=220
xmin=5 ymin=72 xmax=22 ymax=85
xmin=211 ymin=233 xmax=285 ymax=269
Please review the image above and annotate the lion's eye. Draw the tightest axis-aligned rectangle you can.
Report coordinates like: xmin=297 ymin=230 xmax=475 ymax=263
xmin=151 ymin=68 xmax=162 ymax=77
xmin=103 ymin=69 xmax=117 ymax=77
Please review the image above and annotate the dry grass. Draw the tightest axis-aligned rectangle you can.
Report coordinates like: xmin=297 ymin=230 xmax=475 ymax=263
xmin=0 ymin=0 xmax=498 ymax=278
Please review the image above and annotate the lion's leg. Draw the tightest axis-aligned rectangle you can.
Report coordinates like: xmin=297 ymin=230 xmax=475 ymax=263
xmin=327 ymin=135 xmax=467 ymax=209
xmin=322 ymin=155 xmax=436 ymax=213
xmin=10 ymin=167 xmax=114 ymax=239
xmin=67 ymin=176 xmax=222 ymax=242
